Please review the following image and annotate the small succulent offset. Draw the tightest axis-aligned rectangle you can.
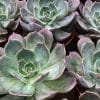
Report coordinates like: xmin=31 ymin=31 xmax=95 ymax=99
xmin=66 ymin=37 xmax=100 ymax=91
xmin=0 ymin=0 xmax=19 ymax=42
xmin=77 ymin=0 xmax=100 ymax=33
xmin=0 ymin=29 xmax=76 ymax=100
xmin=20 ymin=0 xmax=80 ymax=32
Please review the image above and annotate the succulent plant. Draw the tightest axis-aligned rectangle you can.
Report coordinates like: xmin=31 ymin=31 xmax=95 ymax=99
xmin=0 ymin=0 xmax=19 ymax=32
xmin=20 ymin=0 xmax=80 ymax=40
xmin=66 ymin=37 xmax=100 ymax=91
xmin=77 ymin=0 xmax=100 ymax=33
xmin=0 ymin=29 xmax=76 ymax=100
xmin=0 ymin=0 xmax=19 ymax=42
xmin=79 ymin=91 xmax=100 ymax=100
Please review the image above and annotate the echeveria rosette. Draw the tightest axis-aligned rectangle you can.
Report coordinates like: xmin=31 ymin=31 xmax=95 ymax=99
xmin=0 ymin=0 xmax=19 ymax=42
xmin=0 ymin=29 xmax=76 ymax=100
xmin=20 ymin=0 xmax=80 ymax=40
xmin=77 ymin=0 xmax=100 ymax=33
xmin=0 ymin=0 xmax=19 ymax=32
xmin=66 ymin=37 xmax=100 ymax=91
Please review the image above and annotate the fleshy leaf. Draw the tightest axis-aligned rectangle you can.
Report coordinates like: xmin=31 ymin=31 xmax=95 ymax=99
xmin=39 ymin=29 xmax=53 ymax=50
xmin=78 ymin=37 xmax=95 ymax=68
xmin=20 ymin=20 xmax=42 ymax=32
xmin=5 ymin=40 xmax=23 ymax=57
xmin=17 ymin=49 xmax=34 ymax=63
xmin=34 ymin=43 xmax=49 ymax=66
xmin=66 ymin=52 xmax=84 ymax=75
xmin=20 ymin=0 xmax=78 ymax=32
xmin=0 ymin=77 xmax=17 ymax=94
xmin=0 ymin=56 xmax=17 ymax=76
xmin=53 ymin=29 xmax=71 ymax=41
xmin=43 ymin=59 xmax=65 ymax=80
xmin=93 ymin=50 xmax=100 ymax=62
xmin=26 ymin=31 xmax=45 ymax=51
xmin=57 ymin=1 xmax=68 ymax=18
xmin=9 ymin=82 xmax=35 ymax=96
xmin=9 ymin=33 xmax=24 ymax=44
xmin=44 ymin=74 xmax=76 ymax=93
xmin=27 ymin=0 xmax=36 ymax=13
xmin=35 ymin=83 xmax=56 ymax=100
xmin=48 ymin=43 xmax=66 ymax=65
xmin=84 ymin=0 xmax=93 ymax=11
xmin=91 ymin=2 xmax=100 ymax=16
xmin=68 ymin=0 xmax=80 ymax=12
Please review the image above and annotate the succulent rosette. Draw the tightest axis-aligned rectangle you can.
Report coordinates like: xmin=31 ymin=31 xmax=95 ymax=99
xmin=20 ymin=0 xmax=80 ymax=40
xmin=0 ymin=0 xmax=19 ymax=32
xmin=66 ymin=37 xmax=100 ymax=91
xmin=0 ymin=29 xmax=76 ymax=100
xmin=0 ymin=0 xmax=19 ymax=42
xmin=77 ymin=0 xmax=100 ymax=33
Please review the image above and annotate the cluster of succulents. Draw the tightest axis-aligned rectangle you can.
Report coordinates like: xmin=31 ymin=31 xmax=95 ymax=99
xmin=0 ymin=0 xmax=100 ymax=100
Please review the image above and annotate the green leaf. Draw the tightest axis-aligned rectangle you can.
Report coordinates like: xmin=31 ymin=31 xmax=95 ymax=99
xmin=17 ymin=49 xmax=34 ymax=63
xmin=91 ymin=2 xmax=100 ymax=16
xmin=93 ymin=50 xmax=100 ymax=62
xmin=40 ymin=6 xmax=50 ymax=16
xmin=1 ymin=21 xmax=10 ymax=28
xmin=0 ymin=56 xmax=17 ymax=77
xmin=76 ymin=15 xmax=92 ymax=30
xmin=0 ymin=15 xmax=6 ymax=21
xmin=0 ymin=77 xmax=17 ymax=94
xmin=57 ymin=12 xmax=76 ymax=26
xmin=53 ymin=29 xmax=71 ymax=41
xmin=0 ymin=24 xmax=7 ymax=34
xmin=68 ymin=0 xmax=80 ymax=12
xmin=48 ymin=43 xmax=66 ymax=65
xmin=26 ymin=32 xmax=45 ymax=51
xmin=66 ymin=52 xmax=84 ymax=75
xmin=78 ymin=75 xmax=95 ymax=88
xmin=39 ymin=0 xmax=53 ymax=7
xmin=21 ymin=8 xmax=33 ymax=23
xmin=18 ymin=59 xmax=27 ymax=75
xmin=78 ymin=38 xmax=95 ymax=68
xmin=49 ymin=12 xmax=76 ymax=30
xmin=43 ymin=60 xmax=65 ymax=80
xmin=8 ymin=33 xmax=24 ymax=44
xmin=57 ymin=1 xmax=68 ymax=18
xmin=44 ymin=74 xmax=76 ymax=93
xmin=94 ymin=59 xmax=100 ymax=73
xmin=84 ymin=0 xmax=93 ymax=11
xmin=5 ymin=40 xmax=23 ymax=58
xmin=39 ymin=29 xmax=53 ymax=50
xmin=9 ymin=81 xmax=35 ymax=96
xmin=35 ymin=82 xmax=56 ymax=100
xmin=34 ymin=43 xmax=49 ymax=66
xmin=27 ymin=0 xmax=37 ymax=13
